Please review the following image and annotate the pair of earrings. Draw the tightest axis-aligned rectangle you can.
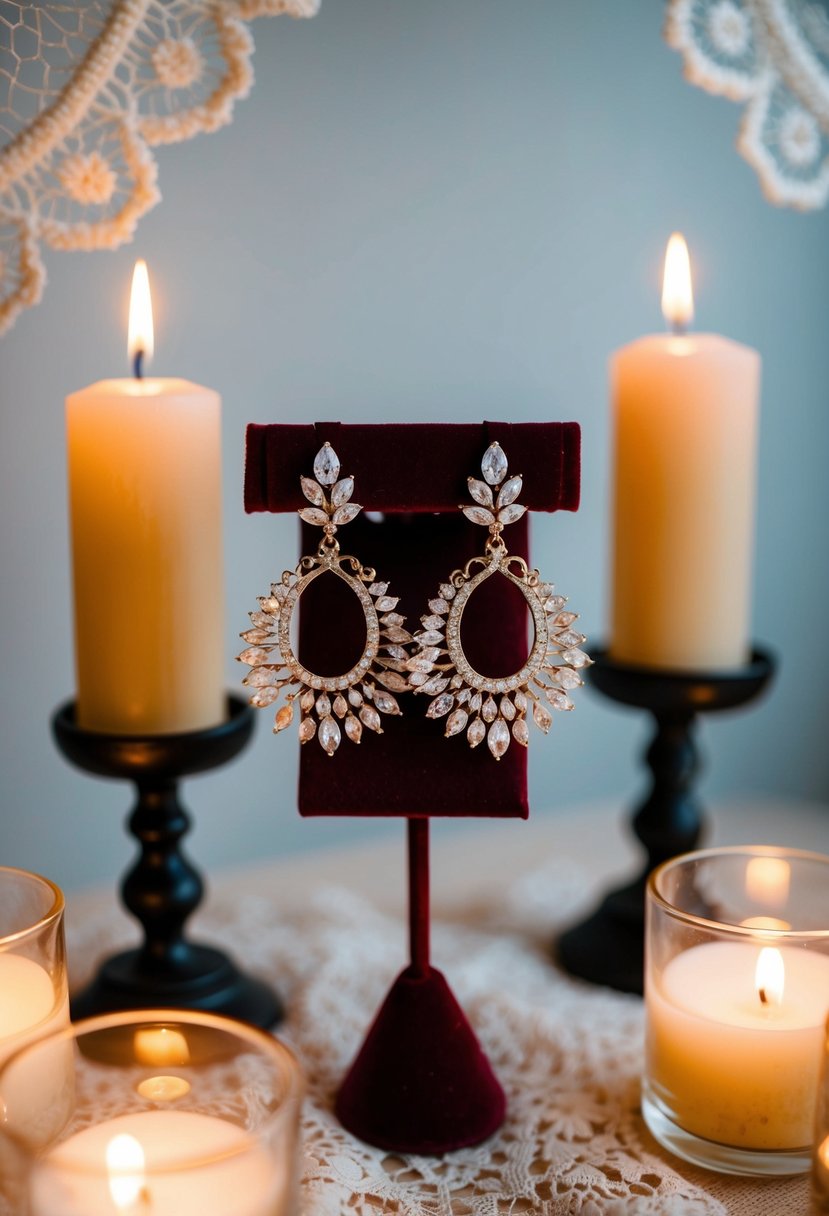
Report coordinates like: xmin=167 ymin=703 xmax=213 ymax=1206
xmin=238 ymin=442 xmax=590 ymax=761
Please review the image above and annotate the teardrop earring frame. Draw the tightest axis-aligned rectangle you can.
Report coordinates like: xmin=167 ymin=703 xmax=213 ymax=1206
xmin=238 ymin=443 xmax=412 ymax=756
xmin=407 ymin=442 xmax=591 ymax=760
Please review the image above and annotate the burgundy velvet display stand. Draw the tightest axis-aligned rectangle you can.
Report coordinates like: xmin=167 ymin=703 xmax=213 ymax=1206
xmin=245 ymin=421 xmax=580 ymax=1153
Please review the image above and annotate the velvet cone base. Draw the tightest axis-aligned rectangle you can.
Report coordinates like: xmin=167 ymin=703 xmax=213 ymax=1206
xmin=335 ymin=964 xmax=506 ymax=1154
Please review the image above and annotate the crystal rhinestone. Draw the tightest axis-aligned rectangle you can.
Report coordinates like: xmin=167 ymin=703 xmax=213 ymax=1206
xmin=238 ymin=646 xmax=272 ymax=666
xmin=456 ymin=687 xmax=470 ymax=703
xmin=445 ymin=708 xmax=468 ymax=737
xmin=418 ymin=647 xmax=441 ymax=663
xmin=512 ymin=717 xmax=529 ymax=747
xmin=386 ymin=645 xmax=409 ymax=660
xmin=450 ymin=673 xmax=464 ymax=688
xmin=547 ymin=690 xmax=574 ymax=711
xmin=318 ymin=715 xmax=341 ymax=754
xmin=250 ymin=686 xmax=280 ymax=708
xmin=374 ymin=596 xmax=398 ymax=612
xmin=241 ymin=627 xmax=271 ymax=645
xmin=377 ymin=670 xmax=409 ymax=692
xmin=533 ymin=701 xmax=552 ymax=733
xmin=384 ymin=626 xmax=412 ymax=643
xmin=374 ymin=690 xmax=401 ymax=715
xmin=406 ymin=657 xmax=434 ymax=673
xmin=426 ymin=693 xmax=455 ymax=719
xmin=421 ymin=615 xmax=444 ymax=631
xmin=331 ymin=476 xmax=354 ymax=507
xmin=556 ymin=629 xmax=586 ymax=648
xmin=315 ymin=694 xmax=331 ymax=717
xmin=415 ymin=630 xmax=443 ymax=646
xmin=333 ymin=694 xmax=348 ymax=718
xmin=359 ymin=704 xmax=383 ymax=733
xmin=382 ymin=612 xmax=405 ymax=627
xmin=514 ymin=689 xmax=527 ymax=712
xmin=345 ymin=713 xmax=362 ymax=743
xmin=273 ymin=703 xmax=294 ymax=733
xmin=497 ymin=475 xmax=523 ymax=508
xmin=300 ymin=689 xmax=315 ymax=711
xmin=550 ymin=666 xmax=581 ymax=690
xmin=498 ymin=503 xmax=526 ymax=526
xmin=439 ymin=583 xmax=456 ymax=600
xmin=552 ymin=611 xmax=578 ymax=628
xmin=313 ymin=443 xmax=340 ymax=485
xmin=301 ymin=476 xmax=324 ymax=506
xmin=298 ymin=716 xmax=316 ymax=743
xmin=245 ymin=668 xmax=281 ymax=687
xmin=260 ymin=595 xmax=280 ymax=614
xmin=348 ymin=687 xmax=363 ymax=707
xmin=333 ymin=503 xmax=362 ymax=525
xmin=361 ymin=683 xmax=374 ymax=699
xmin=428 ymin=598 xmax=450 ymax=616
xmin=538 ymin=582 xmax=554 ymax=598
xmin=250 ymin=611 xmax=275 ymax=629
xmin=545 ymin=595 xmax=567 ymax=613
xmin=468 ymin=478 xmax=494 ymax=507
xmin=561 ymin=647 xmax=591 ymax=668
xmin=419 ymin=675 xmax=449 ymax=695
xmin=271 ymin=581 xmax=289 ymax=598
xmin=500 ymin=696 xmax=516 ymax=721
xmin=462 ymin=505 xmax=495 ymax=527
xmin=408 ymin=671 xmax=430 ymax=686
xmin=299 ymin=507 xmax=329 ymax=526
xmin=469 ymin=692 xmax=482 ymax=712
xmin=482 ymin=696 xmax=498 ymax=723
xmin=467 ymin=717 xmax=486 ymax=748
xmin=368 ymin=582 xmax=389 ymax=596
xmin=481 ymin=442 xmax=508 ymax=485
xmin=487 ymin=718 xmax=510 ymax=760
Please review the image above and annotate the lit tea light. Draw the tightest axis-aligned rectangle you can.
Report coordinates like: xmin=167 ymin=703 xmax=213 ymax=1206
xmin=106 ymin=1134 xmax=147 ymax=1212
xmin=133 ymin=1028 xmax=190 ymax=1068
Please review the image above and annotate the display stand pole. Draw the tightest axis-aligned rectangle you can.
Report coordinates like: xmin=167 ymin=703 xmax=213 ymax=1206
xmin=409 ymin=819 xmax=430 ymax=977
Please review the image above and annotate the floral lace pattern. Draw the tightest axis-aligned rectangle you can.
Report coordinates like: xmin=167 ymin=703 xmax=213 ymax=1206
xmin=65 ymin=860 xmax=741 ymax=1216
xmin=0 ymin=0 xmax=319 ymax=334
xmin=666 ymin=0 xmax=829 ymax=209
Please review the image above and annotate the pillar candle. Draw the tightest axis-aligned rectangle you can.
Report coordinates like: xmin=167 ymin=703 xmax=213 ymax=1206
xmin=66 ymin=262 xmax=225 ymax=733
xmin=609 ymin=234 xmax=761 ymax=670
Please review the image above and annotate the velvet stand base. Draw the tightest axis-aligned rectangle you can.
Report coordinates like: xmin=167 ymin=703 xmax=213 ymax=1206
xmin=336 ymin=821 xmax=506 ymax=1153
xmin=556 ymin=647 xmax=775 ymax=996
xmin=52 ymin=696 xmax=283 ymax=1028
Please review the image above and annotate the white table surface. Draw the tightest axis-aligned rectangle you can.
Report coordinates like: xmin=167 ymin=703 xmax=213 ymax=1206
xmin=67 ymin=795 xmax=829 ymax=1215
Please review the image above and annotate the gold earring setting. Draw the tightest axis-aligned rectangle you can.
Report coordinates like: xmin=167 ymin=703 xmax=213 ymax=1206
xmin=238 ymin=443 xmax=411 ymax=755
xmin=407 ymin=442 xmax=591 ymax=760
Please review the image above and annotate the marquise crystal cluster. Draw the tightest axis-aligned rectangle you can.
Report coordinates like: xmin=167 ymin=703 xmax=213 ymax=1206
xmin=237 ymin=443 xmax=412 ymax=756
xmin=406 ymin=442 xmax=591 ymax=760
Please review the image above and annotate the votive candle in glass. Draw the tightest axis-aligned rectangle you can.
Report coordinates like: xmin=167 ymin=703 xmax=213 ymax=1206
xmin=643 ymin=846 xmax=829 ymax=1176
xmin=0 ymin=1010 xmax=304 ymax=1216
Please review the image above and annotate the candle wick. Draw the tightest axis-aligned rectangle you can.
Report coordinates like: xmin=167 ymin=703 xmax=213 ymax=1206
xmin=669 ymin=319 xmax=687 ymax=337
xmin=133 ymin=349 xmax=144 ymax=381
xmin=759 ymin=987 xmax=768 ymax=1005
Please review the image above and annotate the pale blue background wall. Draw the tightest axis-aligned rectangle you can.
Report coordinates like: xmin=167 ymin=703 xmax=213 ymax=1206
xmin=2 ymin=1 xmax=828 ymax=892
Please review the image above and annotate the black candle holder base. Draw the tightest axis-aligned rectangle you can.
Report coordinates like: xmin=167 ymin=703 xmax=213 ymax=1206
xmin=52 ymin=695 xmax=283 ymax=1029
xmin=556 ymin=647 xmax=775 ymax=996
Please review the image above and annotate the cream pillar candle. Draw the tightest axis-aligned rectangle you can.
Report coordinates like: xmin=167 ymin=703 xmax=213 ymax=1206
xmin=647 ymin=942 xmax=829 ymax=1151
xmin=609 ymin=234 xmax=761 ymax=670
xmin=0 ymin=954 xmax=69 ymax=1063
xmin=66 ymin=262 xmax=225 ymax=733
xmin=30 ymin=1110 xmax=284 ymax=1216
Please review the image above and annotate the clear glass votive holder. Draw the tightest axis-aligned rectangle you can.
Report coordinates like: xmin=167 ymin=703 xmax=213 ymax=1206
xmin=0 ymin=866 xmax=68 ymax=1066
xmin=0 ymin=1010 xmax=304 ymax=1216
xmin=812 ymin=1018 xmax=829 ymax=1210
xmin=642 ymin=846 xmax=829 ymax=1177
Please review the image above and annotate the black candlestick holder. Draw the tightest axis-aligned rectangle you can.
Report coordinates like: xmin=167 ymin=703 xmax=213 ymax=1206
xmin=556 ymin=646 xmax=775 ymax=996
xmin=52 ymin=694 xmax=283 ymax=1028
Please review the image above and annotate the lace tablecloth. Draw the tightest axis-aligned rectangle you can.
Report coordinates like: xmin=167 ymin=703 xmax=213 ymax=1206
xmin=66 ymin=800 xmax=825 ymax=1216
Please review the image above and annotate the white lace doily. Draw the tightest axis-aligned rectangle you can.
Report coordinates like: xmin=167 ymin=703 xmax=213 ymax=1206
xmin=64 ymin=855 xmax=810 ymax=1216
xmin=0 ymin=0 xmax=319 ymax=335
xmin=666 ymin=0 xmax=829 ymax=209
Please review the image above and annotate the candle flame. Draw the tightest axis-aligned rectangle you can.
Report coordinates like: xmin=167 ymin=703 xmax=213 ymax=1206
xmin=755 ymin=946 xmax=785 ymax=1008
xmin=106 ymin=1134 xmax=145 ymax=1210
xmin=661 ymin=233 xmax=694 ymax=331
xmin=744 ymin=856 xmax=790 ymax=910
xmin=128 ymin=259 xmax=154 ymax=372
